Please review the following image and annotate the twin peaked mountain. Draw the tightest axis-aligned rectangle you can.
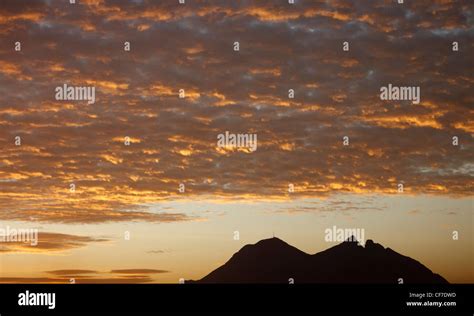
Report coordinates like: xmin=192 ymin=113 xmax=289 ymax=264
xmin=192 ymin=237 xmax=447 ymax=284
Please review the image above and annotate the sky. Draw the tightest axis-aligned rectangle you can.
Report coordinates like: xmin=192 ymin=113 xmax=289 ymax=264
xmin=0 ymin=0 xmax=472 ymax=284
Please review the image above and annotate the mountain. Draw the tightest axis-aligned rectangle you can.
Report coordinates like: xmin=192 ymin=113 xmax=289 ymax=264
xmin=193 ymin=237 xmax=448 ymax=284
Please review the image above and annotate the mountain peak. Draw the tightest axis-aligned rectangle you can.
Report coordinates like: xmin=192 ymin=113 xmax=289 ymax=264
xmin=342 ymin=235 xmax=361 ymax=244
xmin=364 ymin=239 xmax=385 ymax=251
xmin=254 ymin=237 xmax=287 ymax=246
xmin=236 ymin=236 xmax=307 ymax=258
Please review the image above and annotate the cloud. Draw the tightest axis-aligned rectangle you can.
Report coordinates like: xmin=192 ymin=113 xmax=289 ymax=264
xmin=147 ymin=250 xmax=166 ymax=254
xmin=0 ymin=0 xmax=472 ymax=223
xmin=0 ymin=267 xmax=171 ymax=283
xmin=45 ymin=269 xmax=98 ymax=275
xmin=0 ymin=276 xmax=155 ymax=284
xmin=0 ymin=232 xmax=108 ymax=253
xmin=0 ymin=277 xmax=66 ymax=284
xmin=274 ymin=195 xmax=385 ymax=215
xmin=110 ymin=269 xmax=168 ymax=274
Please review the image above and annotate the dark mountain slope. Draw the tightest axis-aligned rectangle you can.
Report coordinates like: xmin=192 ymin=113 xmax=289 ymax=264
xmin=196 ymin=237 xmax=448 ymax=284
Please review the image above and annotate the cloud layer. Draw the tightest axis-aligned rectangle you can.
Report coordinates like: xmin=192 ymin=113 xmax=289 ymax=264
xmin=0 ymin=232 xmax=108 ymax=253
xmin=0 ymin=268 xmax=168 ymax=283
xmin=0 ymin=0 xmax=472 ymax=223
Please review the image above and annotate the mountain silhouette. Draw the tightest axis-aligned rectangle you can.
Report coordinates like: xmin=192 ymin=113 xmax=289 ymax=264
xmin=193 ymin=237 xmax=448 ymax=284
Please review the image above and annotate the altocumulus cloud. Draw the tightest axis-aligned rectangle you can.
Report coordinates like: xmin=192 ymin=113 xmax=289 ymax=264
xmin=0 ymin=0 xmax=472 ymax=224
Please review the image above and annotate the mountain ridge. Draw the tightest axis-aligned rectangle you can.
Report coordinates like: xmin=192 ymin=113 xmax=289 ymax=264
xmin=192 ymin=237 xmax=448 ymax=284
